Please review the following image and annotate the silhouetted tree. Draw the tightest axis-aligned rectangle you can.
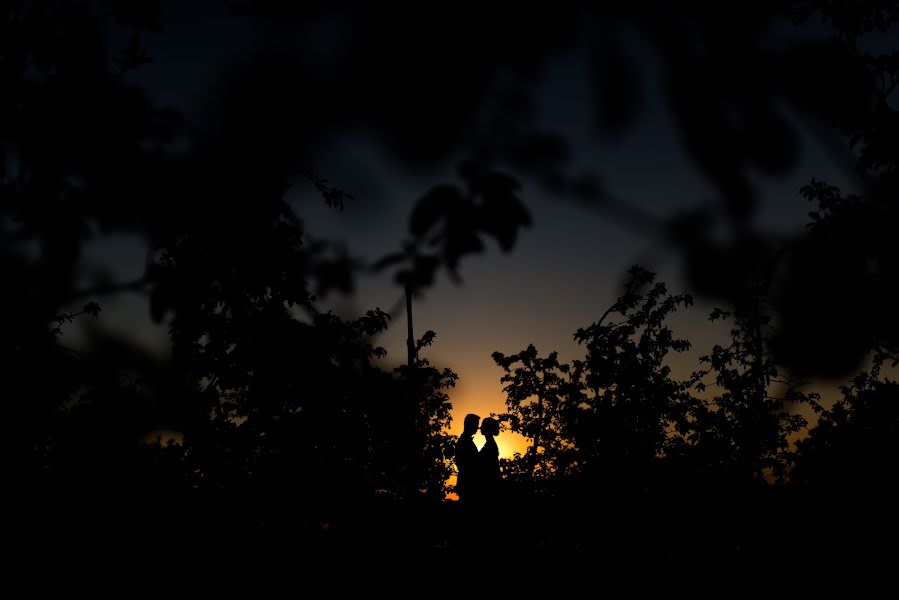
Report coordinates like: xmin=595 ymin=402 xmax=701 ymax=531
xmin=768 ymin=2 xmax=899 ymax=377
xmin=490 ymin=267 xmax=699 ymax=558
xmin=7 ymin=0 xmax=899 ymax=585
xmin=492 ymin=345 xmax=583 ymax=485
xmin=688 ymin=297 xmax=817 ymax=487
xmin=569 ymin=266 xmax=696 ymax=488
xmin=792 ymin=353 xmax=899 ymax=570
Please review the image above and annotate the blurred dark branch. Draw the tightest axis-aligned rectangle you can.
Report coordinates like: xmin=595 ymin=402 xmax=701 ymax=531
xmin=68 ymin=277 xmax=149 ymax=301
xmin=50 ymin=302 xmax=102 ymax=339
xmin=300 ymin=168 xmax=352 ymax=211
xmin=113 ymin=31 xmax=152 ymax=78
xmin=54 ymin=302 xmax=102 ymax=325
xmin=55 ymin=344 xmax=82 ymax=357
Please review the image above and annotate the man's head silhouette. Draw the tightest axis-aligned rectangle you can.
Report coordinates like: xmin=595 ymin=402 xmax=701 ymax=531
xmin=463 ymin=413 xmax=480 ymax=436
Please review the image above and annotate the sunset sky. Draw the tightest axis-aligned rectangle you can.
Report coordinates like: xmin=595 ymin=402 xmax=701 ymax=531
xmin=70 ymin=0 xmax=863 ymax=459
xmin=12 ymin=2 xmax=899 ymax=589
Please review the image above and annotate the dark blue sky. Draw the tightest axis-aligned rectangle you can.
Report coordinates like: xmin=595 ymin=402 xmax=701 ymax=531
xmin=71 ymin=0 xmax=865 ymax=453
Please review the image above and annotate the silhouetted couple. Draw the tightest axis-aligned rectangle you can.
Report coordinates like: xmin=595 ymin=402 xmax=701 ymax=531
xmin=454 ymin=413 xmax=500 ymax=543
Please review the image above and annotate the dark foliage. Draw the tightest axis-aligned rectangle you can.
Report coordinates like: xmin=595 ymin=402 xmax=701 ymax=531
xmin=4 ymin=0 xmax=899 ymax=593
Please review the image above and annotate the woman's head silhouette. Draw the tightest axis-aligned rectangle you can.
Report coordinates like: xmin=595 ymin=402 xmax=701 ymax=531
xmin=480 ymin=417 xmax=499 ymax=437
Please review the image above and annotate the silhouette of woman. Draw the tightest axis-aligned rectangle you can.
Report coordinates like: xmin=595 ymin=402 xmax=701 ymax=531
xmin=476 ymin=417 xmax=501 ymax=505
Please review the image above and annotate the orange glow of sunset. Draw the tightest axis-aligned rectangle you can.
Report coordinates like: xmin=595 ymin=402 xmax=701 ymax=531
xmin=444 ymin=370 xmax=529 ymax=460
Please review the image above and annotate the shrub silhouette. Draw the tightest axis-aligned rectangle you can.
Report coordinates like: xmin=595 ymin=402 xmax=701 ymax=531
xmin=5 ymin=0 xmax=899 ymax=590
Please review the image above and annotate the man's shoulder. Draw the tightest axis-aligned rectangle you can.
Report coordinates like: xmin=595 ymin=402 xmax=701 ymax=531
xmin=454 ymin=437 xmax=472 ymax=449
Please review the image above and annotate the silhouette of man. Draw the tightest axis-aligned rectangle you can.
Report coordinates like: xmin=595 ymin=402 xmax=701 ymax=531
xmin=452 ymin=413 xmax=483 ymax=556
xmin=454 ymin=413 xmax=481 ymax=506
